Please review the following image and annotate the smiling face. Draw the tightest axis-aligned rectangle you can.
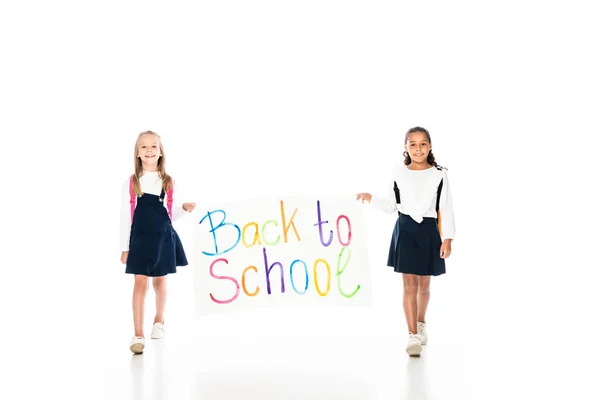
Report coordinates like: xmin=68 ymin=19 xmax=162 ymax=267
xmin=136 ymin=133 xmax=162 ymax=170
xmin=405 ymin=130 xmax=431 ymax=164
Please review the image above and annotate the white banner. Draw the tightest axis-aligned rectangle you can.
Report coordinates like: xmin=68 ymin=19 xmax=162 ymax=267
xmin=191 ymin=195 xmax=373 ymax=315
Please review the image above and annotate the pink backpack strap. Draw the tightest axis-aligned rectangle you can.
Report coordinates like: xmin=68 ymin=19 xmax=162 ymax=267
xmin=129 ymin=175 xmax=136 ymax=223
xmin=166 ymin=179 xmax=174 ymax=220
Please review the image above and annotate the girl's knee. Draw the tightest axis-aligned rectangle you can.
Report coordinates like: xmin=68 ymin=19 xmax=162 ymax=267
xmin=403 ymin=275 xmax=418 ymax=293
xmin=417 ymin=277 xmax=431 ymax=293
xmin=134 ymin=275 xmax=148 ymax=292
xmin=152 ymin=276 xmax=167 ymax=290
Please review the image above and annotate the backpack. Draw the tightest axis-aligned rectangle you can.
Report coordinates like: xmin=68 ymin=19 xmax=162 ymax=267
xmin=393 ymin=175 xmax=444 ymax=235
xmin=129 ymin=175 xmax=173 ymax=223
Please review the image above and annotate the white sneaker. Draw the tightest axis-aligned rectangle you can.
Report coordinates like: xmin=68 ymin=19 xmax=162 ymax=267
xmin=417 ymin=322 xmax=428 ymax=345
xmin=406 ymin=333 xmax=424 ymax=356
xmin=151 ymin=322 xmax=165 ymax=339
xmin=130 ymin=336 xmax=145 ymax=354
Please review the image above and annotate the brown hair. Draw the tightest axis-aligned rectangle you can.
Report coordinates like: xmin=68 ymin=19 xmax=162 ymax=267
xmin=131 ymin=131 xmax=172 ymax=196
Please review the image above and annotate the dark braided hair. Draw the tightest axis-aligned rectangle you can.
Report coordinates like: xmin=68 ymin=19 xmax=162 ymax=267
xmin=403 ymin=126 xmax=444 ymax=169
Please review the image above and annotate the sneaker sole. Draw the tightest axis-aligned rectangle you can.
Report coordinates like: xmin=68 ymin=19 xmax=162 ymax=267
xmin=151 ymin=333 xmax=164 ymax=339
xmin=406 ymin=342 xmax=422 ymax=357
xmin=130 ymin=343 xmax=144 ymax=354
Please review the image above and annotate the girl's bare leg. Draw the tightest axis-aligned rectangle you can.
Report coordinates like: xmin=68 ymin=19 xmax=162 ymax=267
xmin=402 ymin=274 xmax=419 ymax=334
xmin=152 ymin=276 xmax=167 ymax=324
xmin=133 ymin=275 xmax=149 ymax=337
xmin=417 ymin=276 xmax=431 ymax=323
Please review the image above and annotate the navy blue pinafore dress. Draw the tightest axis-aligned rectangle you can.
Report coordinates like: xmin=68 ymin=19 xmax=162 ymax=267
xmin=125 ymin=190 xmax=188 ymax=277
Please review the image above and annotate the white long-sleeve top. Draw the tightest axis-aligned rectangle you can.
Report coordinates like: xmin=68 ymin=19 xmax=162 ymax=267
xmin=370 ymin=163 xmax=456 ymax=241
xmin=119 ymin=171 xmax=187 ymax=252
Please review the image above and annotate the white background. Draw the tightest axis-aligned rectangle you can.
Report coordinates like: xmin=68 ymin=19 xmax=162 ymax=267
xmin=1 ymin=0 xmax=599 ymax=399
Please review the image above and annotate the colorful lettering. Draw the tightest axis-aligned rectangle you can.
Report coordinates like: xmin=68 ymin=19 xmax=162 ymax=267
xmin=199 ymin=210 xmax=241 ymax=256
xmin=242 ymin=222 xmax=261 ymax=248
xmin=209 ymin=258 xmax=240 ymax=304
xmin=336 ymin=215 xmax=351 ymax=246
xmin=199 ymin=199 xmax=367 ymax=307
xmin=289 ymin=259 xmax=309 ymax=295
xmin=262 ymin=219 xmax=281 ymax=246
xmin=314 ymin=200 xmax=333 ymax=247
xmin=263 ymin=247 xmax=285 ymax=294
xmin=280 ymin=200 xmax=301 ymax=243
xmin=242 ymin=266 xmax=259 ymax=296
xmin=335 ymin=246 xmax=360 ymax=298
xmin=313 ymin=258 xmax=331 ymax=296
